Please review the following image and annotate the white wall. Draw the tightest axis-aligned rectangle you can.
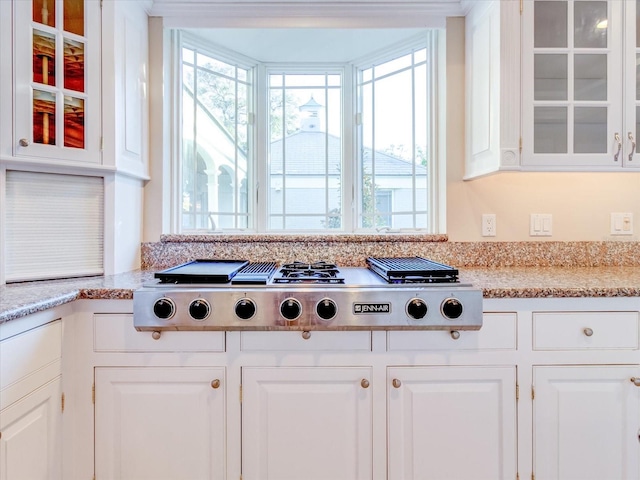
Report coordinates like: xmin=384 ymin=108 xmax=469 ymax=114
xmin=446 ymin=17 xmax=640 ymax=242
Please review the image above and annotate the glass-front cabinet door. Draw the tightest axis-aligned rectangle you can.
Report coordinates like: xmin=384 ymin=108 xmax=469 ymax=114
xmin=522 ymin=0 xmax=639 ymax=169
xmin=13 ymin=0 xmax=101 ymax=164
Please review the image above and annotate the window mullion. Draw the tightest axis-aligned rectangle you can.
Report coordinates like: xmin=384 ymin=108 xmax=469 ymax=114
xmin=254 ymin=64 xmax=268 ymax=232
xmin=342 ymin=66 xmax=355 ymax=232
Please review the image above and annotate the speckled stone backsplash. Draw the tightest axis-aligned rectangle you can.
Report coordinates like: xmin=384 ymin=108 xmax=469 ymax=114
xmin=140 ymin=235 xmax=640 ymax=270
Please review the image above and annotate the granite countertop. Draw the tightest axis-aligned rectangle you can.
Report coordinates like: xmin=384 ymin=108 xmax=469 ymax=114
xmin=2 ymin=266 xmax=640 ymax=325
xmin=0 ymin=271 xmax=155 ymax=324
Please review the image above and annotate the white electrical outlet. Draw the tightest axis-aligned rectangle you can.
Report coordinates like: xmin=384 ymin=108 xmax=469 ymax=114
xmin=610 ymin=213 xmax=633 ymax=235
xmin=482 ymin=214 xmax=496 ymax=237
xmin=530 ymin=214 xmax=552 ymax=236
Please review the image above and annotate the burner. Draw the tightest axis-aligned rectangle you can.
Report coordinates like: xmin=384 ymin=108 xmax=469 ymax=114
xmin=274 ymin=261 xmax=345 ymax=284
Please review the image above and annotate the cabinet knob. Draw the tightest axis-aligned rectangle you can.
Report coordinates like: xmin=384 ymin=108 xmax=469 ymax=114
xmin=361 ymin=379 xmax=370 ymax=389
xmin=392 ymin=378 xmax=402 ymax=389
xmin=211 ymin=379 xmax=221 ymax=389
xmin=301 ymin=330 xmax=311 ymax=340
xmin=450 ymin=330 xmax=461 ymax=340
xmin=151 ymin=330 xmax=161 ymax=340
xmin=19 ymin=138 xmax=30 ymax=147
xmin=583 ymin=327 xmax=594 ymax=337
xmin=631 ymin=377 xmax=640 ymax=387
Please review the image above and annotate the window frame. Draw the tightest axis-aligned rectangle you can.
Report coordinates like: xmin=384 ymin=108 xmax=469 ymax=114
xmin=171 ymin=29 xmax=445 ymax=234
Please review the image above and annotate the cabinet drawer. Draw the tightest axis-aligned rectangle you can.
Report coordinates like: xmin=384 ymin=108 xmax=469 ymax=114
xmin=533 ymin=311 xmax=639 ymax=350
xmin=240 ymin=330 xmax=372 ymax=351
xmin=94 ymin=314 xmax=225 ymax=352
xmin=0 ymin=320 xmax=62 ymax=391
xmin=387 ymin=313 xmax=517 ymax=351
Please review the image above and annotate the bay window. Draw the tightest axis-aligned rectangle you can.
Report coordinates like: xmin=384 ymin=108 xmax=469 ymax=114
xmin=175 ymin=29 xmax=441 ymax=233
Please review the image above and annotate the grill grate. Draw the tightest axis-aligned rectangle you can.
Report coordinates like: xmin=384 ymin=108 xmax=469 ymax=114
xmin=366 ymin=257 xmax=459 ymax=283
xmin=231 ymin=262 xmax=277 ymax=285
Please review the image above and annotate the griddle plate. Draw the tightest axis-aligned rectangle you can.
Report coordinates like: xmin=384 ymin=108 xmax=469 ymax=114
xmin=155 ymin=259 xmax=249 ymax=284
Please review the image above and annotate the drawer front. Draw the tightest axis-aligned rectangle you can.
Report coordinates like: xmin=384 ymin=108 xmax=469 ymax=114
xmin=94 ymin=314 xmax=225 ymax=352
xmin=387 ymin=313 xmax=517 ymax=351
xmin=0 ymin=320 xmax=62 ymax=390
xmin=533 ymin=311 xmax=639 ymax=350
xmin=240 ymin=330 xmax=372 ymax=351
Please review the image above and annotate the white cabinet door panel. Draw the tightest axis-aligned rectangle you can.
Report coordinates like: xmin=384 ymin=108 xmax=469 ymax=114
xmin=388 ymin=366 xmax=517 ymax=480
xmin=242 ymin=366 xmax=373 ymax=480
xmin=0 ymin=377 xmax=62 ymax=480
xmin=534 ymin=365 xmax=640 ymax=480
xmin=95 ymin=367 xmax=225 ymax=480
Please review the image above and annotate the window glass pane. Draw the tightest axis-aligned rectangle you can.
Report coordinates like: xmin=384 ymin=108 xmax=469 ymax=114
xmin=183 ymin=48 xmax=194 ymax=65
xmin=535 ymin=1 xmax=567 ymax=48
xmin=374 ymin=70 xmax=413 ymax=157
xmin=327 ymin=74 xmax=341 ymax=87
xmin=414 ymin=64 xmax=428 ymax=167
xmin=64 ymin=96 xmax=84 ymax=148
xmin=268 ymin=73 xmax=342 ymax=231
xmin=33 ymin=90 xmax=56 ymax=145
xmin=636 ymin=53 xmax=640 ymax=101
xmin=197 ymin=53 xmax=235 ymax=78
xmin=33 ymin=0 xmax=55 ymax=27
xmin=534 ymin=54 xmax=567 ymax=101
xmin=374 ymin=53 xmax=412 ymax=79
xmin=574 ymin=106 xmax=607 ymax=153
xmin=63 ymin=0 xmax=84 ymax=36
xmin=33 ymin=30 xmax=56 ymax=86
xmin=534 ymin=106 xmax=567 ymax=153
xmin=182 ymin=46 xmax=251 ymax=231
xmin=574 ymin=54 xmax=607 ymax=101
xmin=358 ymin=45 xmax=430 ymax=230
xmin=414 ymin=48 xmax=427 ymax=64
xmin=637 ymin=0 xmax=640 ymax=47
xmin=64 ymin=38 xmax=84 ymax=92
xmin=362 ymin=68 xmax=372 ymax=83
xmin=574 ymin=1 xmax=607 ymax=48
xmin=285 ymin=74 xmax=326 ymax=87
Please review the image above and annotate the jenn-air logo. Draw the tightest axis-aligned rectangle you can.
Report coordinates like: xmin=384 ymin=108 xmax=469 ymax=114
xmin=353 ymin=303 xmax=391 ymax=314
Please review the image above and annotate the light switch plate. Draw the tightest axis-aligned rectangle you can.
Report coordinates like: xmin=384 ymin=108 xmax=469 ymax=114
xmin=610 ymin=213 xmax=633 ymax=235
xmin=530 ymin=214 xmax=552 ymax=236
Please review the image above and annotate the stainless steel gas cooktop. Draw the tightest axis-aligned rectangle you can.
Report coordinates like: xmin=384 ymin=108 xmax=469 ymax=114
xmin=133 ymin=258 xmax=483 ymax=331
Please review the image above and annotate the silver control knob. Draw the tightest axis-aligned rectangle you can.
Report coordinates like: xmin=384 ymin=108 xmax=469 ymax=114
xmin=316 ymin=298 xmax=337 ymax=321
xmin=235 ymin=298 xmax=256 ymax=320
xmin=189 ymin=299 xmax=210 ymax=320
xmin=280 ymin=298 xmax=302 ymax=321
xmin=441 ymin=298 xmax=463 ymax=319
xmin=153 ymin=298 xmax=175 ymax=320
xmin=406 ymin=298 xmax=428 ymax=319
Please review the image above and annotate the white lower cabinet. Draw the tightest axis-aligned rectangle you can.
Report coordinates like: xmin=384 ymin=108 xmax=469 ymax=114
xmin=0 ymin=315 xmax=63 ymax=480
xmin=533 ymin=365 xmax=640 ymax=480
xmin=387 ymin=366 xmax=517 ymax=480
xmin=0 ymin=377 xmax=62 ymax=480
xmin=241 ymin=366 xmax=373 ymax=480
xmin=94 ymin=367 xmax=226 ymax=480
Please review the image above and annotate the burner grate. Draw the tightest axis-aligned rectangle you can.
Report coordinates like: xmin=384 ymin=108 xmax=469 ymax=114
xmin=273 ymin=261 xmax=345 ymax=284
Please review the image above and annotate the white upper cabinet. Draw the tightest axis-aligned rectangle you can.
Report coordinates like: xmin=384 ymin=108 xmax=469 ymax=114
xmin=464 ymin=0 xmax=521 ymax=178
xmin=521 ymin=0 xmax=639 ymax=169
xmin=465 ymin=0 xmax=640 ymax=176
xmin=11 ymin=0 xmax=102 ymax=165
